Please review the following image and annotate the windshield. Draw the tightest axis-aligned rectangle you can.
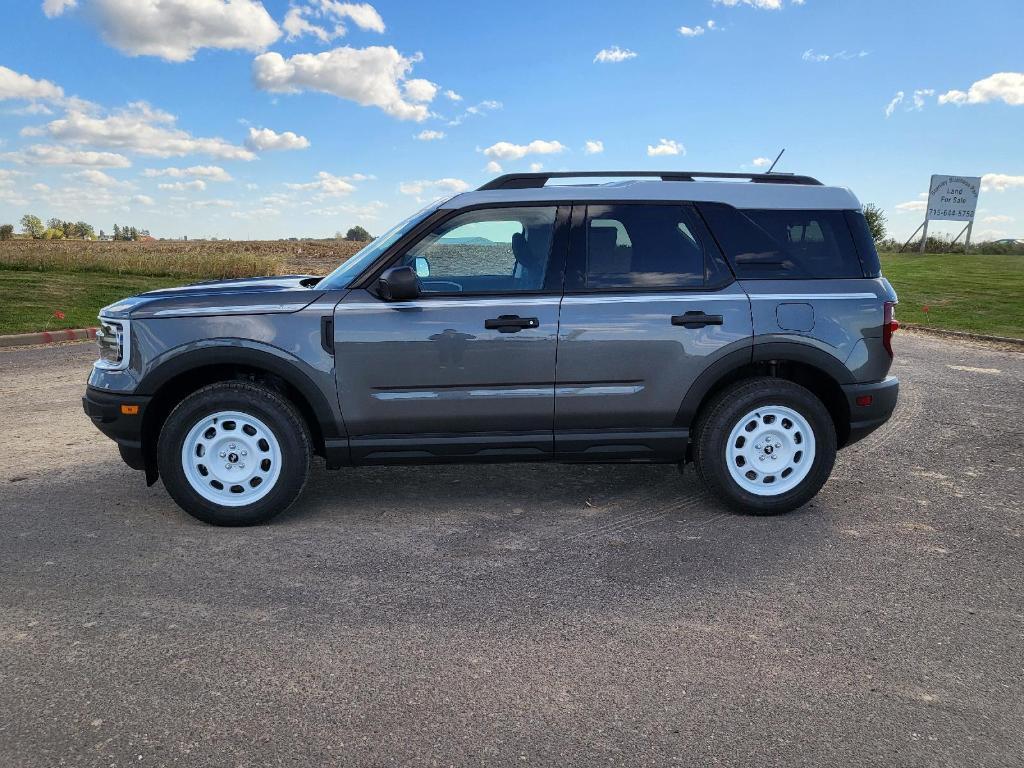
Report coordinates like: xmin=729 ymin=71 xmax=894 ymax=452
xmin=319 ymin=204 xmax=439 ymax=289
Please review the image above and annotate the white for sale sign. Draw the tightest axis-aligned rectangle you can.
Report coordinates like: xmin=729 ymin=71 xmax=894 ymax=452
xmin=927 ymin=175 xmax=981 ymax=222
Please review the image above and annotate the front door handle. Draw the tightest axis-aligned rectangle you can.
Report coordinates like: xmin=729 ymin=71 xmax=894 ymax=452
xmin=671 ymin=311 xmax=724 ymax=329
xmin=485 ymin=315 xmax=539 ymax=333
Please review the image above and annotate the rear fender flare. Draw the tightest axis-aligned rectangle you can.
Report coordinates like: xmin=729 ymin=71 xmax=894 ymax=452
xmin=676 ymin=341 xmax=852 ymax=427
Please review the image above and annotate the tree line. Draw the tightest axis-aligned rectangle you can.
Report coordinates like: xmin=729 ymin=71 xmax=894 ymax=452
xmin=0 ymin=215 xmax=150 ymax=241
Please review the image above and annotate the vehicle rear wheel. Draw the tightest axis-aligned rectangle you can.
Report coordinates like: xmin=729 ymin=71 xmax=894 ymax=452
xmin=692 ymin=377 xmax=836 ymax=515
xmin=157 ymin=381 xmax=311 ymax=526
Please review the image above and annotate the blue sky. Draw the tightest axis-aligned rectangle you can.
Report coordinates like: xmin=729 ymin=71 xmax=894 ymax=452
xmin=0 ymin=0 xmax=1021 ymax=241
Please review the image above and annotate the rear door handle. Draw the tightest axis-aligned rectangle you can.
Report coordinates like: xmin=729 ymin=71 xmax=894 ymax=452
xmin=671 ymin=311 xmax=724 ymax=328
xmin=485 ymin=315 xmax=540 ymax=333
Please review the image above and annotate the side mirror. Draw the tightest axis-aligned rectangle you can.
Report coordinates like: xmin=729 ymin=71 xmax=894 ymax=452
xmin=413 ymin=256 xmax=430 ymax=277
xmin=378 ymin=265 xmax=421 ymax=301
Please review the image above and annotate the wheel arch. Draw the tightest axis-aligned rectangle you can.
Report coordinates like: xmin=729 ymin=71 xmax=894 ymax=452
xmin=136 ymin=344 xmax=342 ymax=482
xmin=678 ymin=341 xmax=853 ymax=453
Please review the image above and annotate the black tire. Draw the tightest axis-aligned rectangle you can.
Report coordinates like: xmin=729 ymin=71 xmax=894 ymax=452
xmin=157 ymin=381 xmax=312 ymax=526
xmin=692 ymin=377 xmax=837 ymax=515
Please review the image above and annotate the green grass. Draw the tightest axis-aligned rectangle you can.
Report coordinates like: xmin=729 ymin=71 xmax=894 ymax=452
xmin=0 ymin=268 xmax=182 ymax=335
xmin=879 ymin=253 xmax=1024 ymax=339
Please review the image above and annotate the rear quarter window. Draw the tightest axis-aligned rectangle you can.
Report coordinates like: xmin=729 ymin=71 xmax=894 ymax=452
xmin=697 ymin=203 xmax=869 ymax=279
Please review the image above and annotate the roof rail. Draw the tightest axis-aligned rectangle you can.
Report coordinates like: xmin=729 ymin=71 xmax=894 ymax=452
xmin=477 ymin=171 xmax=823 ymax=191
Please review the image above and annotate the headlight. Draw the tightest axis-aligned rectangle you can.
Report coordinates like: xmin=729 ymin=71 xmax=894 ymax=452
xmin=95 ymin=317 xmax=130 ymax=370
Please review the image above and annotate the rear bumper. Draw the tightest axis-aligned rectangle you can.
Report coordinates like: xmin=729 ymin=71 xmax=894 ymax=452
xmin=842 ymin=376 xmax=899 ymax=447
xmin=82 ymin=386 xmax=151 ymax=470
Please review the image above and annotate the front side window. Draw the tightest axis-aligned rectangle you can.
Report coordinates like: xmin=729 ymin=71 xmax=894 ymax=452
xmin=585 ymin=205 xmax=707 ymax=290
xmin=397 ymin=206 xmax=557 ymax=294
xmin=697 ymin=204 xmax=866 ymax=279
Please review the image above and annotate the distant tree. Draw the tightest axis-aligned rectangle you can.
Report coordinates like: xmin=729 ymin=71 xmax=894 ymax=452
xmin=42 ymin=227 xmax=65 ymax=240
xmin=113 ymin=224 xmax=122 ymax=240
xmin=345 ymin=225 xmax=372 ymax=242
xmin=862 ymin=203 xmax=887 ymax=243
xmin=0 ymin=224 xmax=14 ymax=240
xmin=21 ymin=214 xmax=45 ymax=239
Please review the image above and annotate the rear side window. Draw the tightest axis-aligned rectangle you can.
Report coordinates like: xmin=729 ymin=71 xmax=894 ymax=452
xmin=698 ymin=203 xmax=867 ymax=279
xmin=584 ymin=204 xmax=707 ymax=289
xmin=844 ymin=210 xmax=882 ymax=278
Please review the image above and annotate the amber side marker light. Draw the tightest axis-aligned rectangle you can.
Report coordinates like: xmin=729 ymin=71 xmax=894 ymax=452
xmin=120 ymin=404 xmax=140 ymax=415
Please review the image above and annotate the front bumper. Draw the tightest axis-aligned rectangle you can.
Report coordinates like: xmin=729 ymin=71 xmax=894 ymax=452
xmin=83 ymin=386 xmax=152 ymax=470
xmin=842 ymin=376 xmax=899 ymax=447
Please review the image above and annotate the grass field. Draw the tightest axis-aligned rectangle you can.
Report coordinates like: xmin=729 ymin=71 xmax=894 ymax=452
xmin=879 ymin=253 xmax=1024 ymax=338
xmin=1 ymin=248 xmax=1021 ymax=339
xmin=0 ymin=270 xmax=182 ymax=335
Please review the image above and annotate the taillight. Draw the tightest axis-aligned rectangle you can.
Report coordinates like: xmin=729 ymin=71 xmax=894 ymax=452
xmin=883 ymin=301 xmax=899 ymax=358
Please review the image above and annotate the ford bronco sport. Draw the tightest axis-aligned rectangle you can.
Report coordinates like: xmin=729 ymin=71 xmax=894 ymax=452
xmin=84 ymin=171 xmax=899 ymax=526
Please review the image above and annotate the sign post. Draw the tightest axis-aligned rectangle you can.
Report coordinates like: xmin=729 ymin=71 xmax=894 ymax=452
xmin=921 ymin=174 xmax=981 ymax=253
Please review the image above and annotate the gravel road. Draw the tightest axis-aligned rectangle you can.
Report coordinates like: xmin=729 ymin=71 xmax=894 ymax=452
xmin=1 ymin=333 xmax=1021 ymax=767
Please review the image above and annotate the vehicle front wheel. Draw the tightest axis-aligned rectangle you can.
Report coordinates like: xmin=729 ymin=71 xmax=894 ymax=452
xmin=693 ymin=377 xmax=837 ymax=515
xmin=157 ymin=381 xmax=311 ymax=526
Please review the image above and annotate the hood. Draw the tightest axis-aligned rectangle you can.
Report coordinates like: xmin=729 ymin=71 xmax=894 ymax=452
xmin=101 ymin=275 xmax=326 ymax=320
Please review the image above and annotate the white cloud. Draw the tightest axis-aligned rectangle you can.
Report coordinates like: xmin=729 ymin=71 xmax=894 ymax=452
xmin=142 ymin=165 xmax=232 ymax=181
xmin=416 ymin=129 xmax=445 ymax=141
xmin=446 ymin=99 xmax=502 ymax=126
xmin=42 ymin=0 xmax=77 ymax=17
xmin=895 ymin=200 xmax=926 ymax=212
xmin=584 ymin=139 xmax=604 ymax=155
xmin=32 ymin=183 xmax=50 ymax=192
xmin=751 ymin=156 xmax=771 ymax=167
xmin=132 ymin=194 xmax=156 ymax=206
xmin=594 ymin=46 xmax=637 ymax=64
xmin=647 ymin=138 xmax=685 ymax=157
xmin=283 ymin=2 xmax=385 ymax=43
xmin=398 ymin=178 xmax=470 ymax=196
xmin=679 ymin=25 xmax=705 ymax=37
xmin=982 ymin=214 xmax=1013 ymax=224
xmin=252 ymin=46 xmax=436 ymax=121
xmin=482 ymin=139 xmax=566 ymax=161
xmin=981 ymin=173 xmax=1024 ymax=192
xmin=403 ymin=78 xmax=438 ymax=103
xmin=45 ymin=0 xmax=281 ymax=62
xmin=158 ymin=180 xmax=208 ymax=192
xmin=444 ymin=89 xmax=462 ymax=102
xmin=884 ymin=91 xmax=904 ymax=118
xmin=69 ymin=168 xmax=132 ymax=187
xmin=939 ymin=72 xmax=1024 ymax=107
xmin=910 ymin=89 xmax=934 ymax=111
xmin=484 ymin=160 xmax=502 ymax=174
xmin=2 ymin=144 xmax=131 ymax=167
xmin=0 ymin=65 xmax=65 ymax=102
xmin=285 ymin=171 xmax=364 ymax=197
xmin=529 ymin=162 xmax=544 ymax=172
xmin=802 ymin=49 xmax=869 ymax=63
xmin=245 ymin=126 xmax=311 ymax=151
xmin=38 ymin=102 xmax=255 ymax=160
xmin=10 ymin=103 xmax=55 ymax=116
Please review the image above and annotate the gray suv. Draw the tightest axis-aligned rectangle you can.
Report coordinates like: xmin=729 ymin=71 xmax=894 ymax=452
xmin=84 ymin=171 xmax=899 ymax=526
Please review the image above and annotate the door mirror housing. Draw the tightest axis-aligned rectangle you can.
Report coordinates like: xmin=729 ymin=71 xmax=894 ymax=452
xmin=378 ymin=265 xmax=421 ymax=301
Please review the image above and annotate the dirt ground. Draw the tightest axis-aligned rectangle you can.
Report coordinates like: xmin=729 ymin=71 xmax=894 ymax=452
xmin=1 ymin=332 xmax=1021 ymax=767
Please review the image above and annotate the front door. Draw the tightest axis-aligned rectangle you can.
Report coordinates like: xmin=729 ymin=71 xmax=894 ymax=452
xmin=334 ymin=204 xmax=569 ymax=463
xmin=554 ymin=203 xmax=753 ymax=460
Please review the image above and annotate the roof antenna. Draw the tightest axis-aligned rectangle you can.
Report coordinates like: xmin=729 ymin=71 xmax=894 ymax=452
xmin=765 ymin=148 xmax=785 ymax=174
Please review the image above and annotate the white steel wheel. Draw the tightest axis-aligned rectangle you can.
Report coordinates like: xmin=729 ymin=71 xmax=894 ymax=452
xmin=725 ymin=404 xmax=816 ymax=497
xmin=181 ymin=410 xmax=282 ymax=507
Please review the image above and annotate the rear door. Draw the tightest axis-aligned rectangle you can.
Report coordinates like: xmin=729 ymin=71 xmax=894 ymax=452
xmin=553 ymin=203 xmax=752 ymax=460
xmin=334 ymin=204 xmax=569 ymax=463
